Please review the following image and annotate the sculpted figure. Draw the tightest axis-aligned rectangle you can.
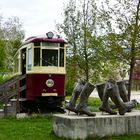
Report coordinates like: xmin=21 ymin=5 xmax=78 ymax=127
xmin=98 ymin=79 xmax=138 ymax=115
xmin=96 ymin=82 xmax=117 ymax=115
xmin=96 ymin=80 xmax=130 ymax=112
xmin=66 ymin=79 xmax=96 ymax=116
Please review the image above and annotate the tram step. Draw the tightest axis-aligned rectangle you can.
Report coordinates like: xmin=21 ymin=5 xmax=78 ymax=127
xmin=0 ymin=109 xmax=4 ymax=117
xmin=3 ymin=103 xmax=12 ymax=107
xmin=10 ymin=98 xmax=27 ymax=102
xmin=3 ymin=103 xmax=16 ymax=115
xmin=0 ymin=109 xmax=4 ymax=112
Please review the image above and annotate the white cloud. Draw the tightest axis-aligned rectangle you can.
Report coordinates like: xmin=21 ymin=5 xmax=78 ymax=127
xmin=0 ymin=0 xmax=69 ymax=38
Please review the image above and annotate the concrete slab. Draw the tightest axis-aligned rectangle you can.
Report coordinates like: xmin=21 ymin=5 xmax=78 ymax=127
xmin=53 ymin=110 xmax=140 ymax=139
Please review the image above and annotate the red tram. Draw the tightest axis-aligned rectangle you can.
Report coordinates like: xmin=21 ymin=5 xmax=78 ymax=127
xmin=13 ymin=32 xmax=67 ymax=112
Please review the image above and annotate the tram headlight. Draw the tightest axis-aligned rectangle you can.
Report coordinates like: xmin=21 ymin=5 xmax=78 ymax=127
xmin=46 ymin=32 xmax=54 ymax=39
xmin=46 ymin=79 xmax=54 ymax=87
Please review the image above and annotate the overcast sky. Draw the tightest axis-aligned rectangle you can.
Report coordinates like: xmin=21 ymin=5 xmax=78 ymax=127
xmin=0 ymin=0 xmax=69 ymax=39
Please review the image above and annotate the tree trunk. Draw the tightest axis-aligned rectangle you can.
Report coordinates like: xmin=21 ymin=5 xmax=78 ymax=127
xmin=128 ymin=0 xmax=140 ymax=100
xmin=128 ymin=58 xmax=135 ymax=100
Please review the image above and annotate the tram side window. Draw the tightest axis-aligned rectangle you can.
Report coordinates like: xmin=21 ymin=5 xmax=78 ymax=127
xmin=34 ymin=48 xmax=40 ymax=66
xmin=42 ymin=50 xmax=58 ymax=66
xmin=28 ymin=48 xmax=32 ymax=70
xmin=60 ymin=49 xmax=64 ymax=67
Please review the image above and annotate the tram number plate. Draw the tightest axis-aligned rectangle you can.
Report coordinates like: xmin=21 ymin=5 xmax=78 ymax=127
xmin=41 ymin=93 xmax=58 ymax=96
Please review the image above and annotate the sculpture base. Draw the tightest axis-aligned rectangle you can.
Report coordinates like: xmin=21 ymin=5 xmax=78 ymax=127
xmin=53 ymin=110 xmax=140 ymax=139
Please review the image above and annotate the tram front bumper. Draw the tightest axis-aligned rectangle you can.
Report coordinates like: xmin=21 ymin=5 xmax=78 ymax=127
xmin=41 ymin=93 xmax=58 ymax=96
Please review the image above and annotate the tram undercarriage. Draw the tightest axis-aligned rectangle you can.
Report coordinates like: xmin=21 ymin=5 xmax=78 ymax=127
xmin=20 ymin=96 xmax=65 ymax=113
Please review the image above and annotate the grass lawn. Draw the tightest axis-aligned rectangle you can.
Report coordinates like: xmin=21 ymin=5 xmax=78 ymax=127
xmin=0 ymin=116 xmax=64 ymax=140
xmin=0 ymin=116 xmax=140 ymax=140
xmin=0 ymin=97 xmax=140 ymax=140
xmin=0 ymin=116 xmax=51 ymax=140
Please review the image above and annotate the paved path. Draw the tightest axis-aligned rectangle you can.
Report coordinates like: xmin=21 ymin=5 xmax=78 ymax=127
xmin=90 ymin=89 xmax=140 ymax=103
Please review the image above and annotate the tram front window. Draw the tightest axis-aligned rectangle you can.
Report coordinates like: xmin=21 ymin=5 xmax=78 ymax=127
xmin=42 ymin=49 xmax=58 ymax=66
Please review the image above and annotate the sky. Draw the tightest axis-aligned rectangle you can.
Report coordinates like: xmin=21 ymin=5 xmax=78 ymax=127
xmin=0 ymin=0 xmax=69 ymax=39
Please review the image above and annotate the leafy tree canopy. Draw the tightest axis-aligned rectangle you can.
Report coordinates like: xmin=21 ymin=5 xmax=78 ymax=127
xmin=0 ymin=15 xmax=25 ymax=76
xmin=56 ymin=0 xmax=140 ymax=97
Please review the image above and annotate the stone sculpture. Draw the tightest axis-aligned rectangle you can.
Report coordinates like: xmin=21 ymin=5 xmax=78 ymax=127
xmin=65 ymin=79 xmax=85 ymax=113
xmin=96 ymin=82 xmax=117 ymax=115
xmin=66 ymin=78 xmax=138 ymax=116
xmin=66 ymin=79 xmax=96 ymax=116
xmin=99 ymin=79 xmax=138 ymax=115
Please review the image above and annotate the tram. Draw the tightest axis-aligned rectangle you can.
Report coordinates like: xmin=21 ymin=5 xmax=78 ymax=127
xmin=13 ymin=32 xmax=67 ymax=112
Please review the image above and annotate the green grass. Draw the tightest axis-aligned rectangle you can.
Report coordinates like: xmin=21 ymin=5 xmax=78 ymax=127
xmin=87 ymin=97 xmax=102 ymax=112
xmin=88 ymin=97 xmax=140 ymax=111
xmin=0 ymin=116 xmax=48 ymax=140
xmin=0 ymin=97 xmax=140 ymax=140
xmin=0 ymin=116 xmax=65 ymax=140
xmin=0 ymin=116 xmax=140 ymax=140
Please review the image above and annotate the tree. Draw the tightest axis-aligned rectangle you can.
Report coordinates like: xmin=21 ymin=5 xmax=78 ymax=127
xmin=0 ymin=16 xmax=25 ymax=76
xmin=57 ymin=0 xmax=107 ymax=83
xmin=0 ymin=17 xmax=25 ymax=73
xmin=0 ymin=40 xmax=6 ymax=72
xmin=128 ymin=0 xmax=140 ymax=99
xmin=101 ymin=0 xmax=140 ymax=99
xmin=57 ymin=0 xmax=140 ymax=98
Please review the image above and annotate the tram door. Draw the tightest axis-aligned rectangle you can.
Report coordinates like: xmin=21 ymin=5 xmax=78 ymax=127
xmin=21 ymin=48 xmax=26 ymax=75
xmin=21 ymin=48 xmax=26 ymax=98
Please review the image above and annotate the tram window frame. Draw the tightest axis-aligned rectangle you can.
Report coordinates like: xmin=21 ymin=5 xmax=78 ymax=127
xmin=28 ymin=48 xmax=32 ymax=70
xmin=42 ymin=42 xmax=58 ymax=47
xmin=42 ymin=49 xmax=58 ymax=66
xmin=34 ymin=42 xmax=40 ymax=46
xmin=34 ymin=48 xmax=40 ymax=66
xmin=60 ymin=43 xmax=64 ymax=47
xmin=60 ymin=49 xmax=64 ymax=67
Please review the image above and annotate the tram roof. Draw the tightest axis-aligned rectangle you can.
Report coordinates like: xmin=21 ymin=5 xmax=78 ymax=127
xmin=21 ymin=36 xmax=67 ymax=47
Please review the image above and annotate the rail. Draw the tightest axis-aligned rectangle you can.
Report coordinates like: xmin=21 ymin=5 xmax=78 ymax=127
xmin=0 ymin=74 xmax=26 ymax=115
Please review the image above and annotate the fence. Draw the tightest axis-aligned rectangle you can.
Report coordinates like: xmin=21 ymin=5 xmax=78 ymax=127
xmin=0 ymin=74 xmax=26 ymax=116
